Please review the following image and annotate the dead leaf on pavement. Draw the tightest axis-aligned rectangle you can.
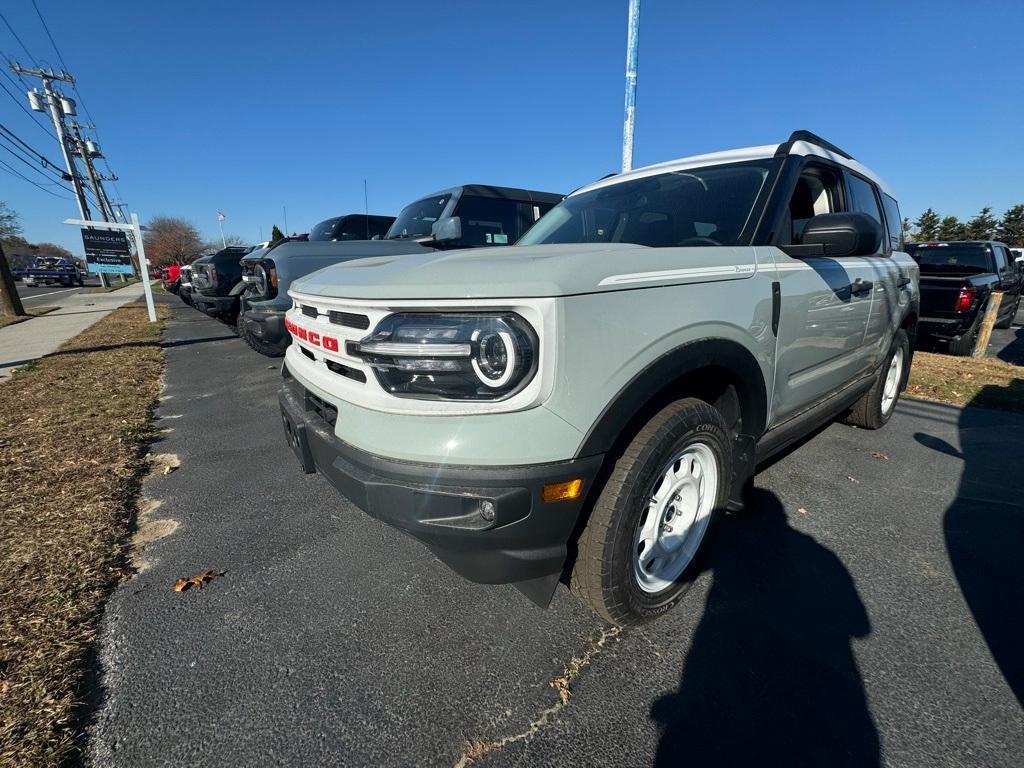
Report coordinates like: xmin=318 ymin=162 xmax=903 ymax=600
xmin=871 ymin=451 xmax=889 ymax=461
xmin=172 ymin=570 xmax=225 ymax=592
xmin=847 ymin=476 xmax=859 ymax=483
xmin=797 ymin=507 xmax=808 ymax=515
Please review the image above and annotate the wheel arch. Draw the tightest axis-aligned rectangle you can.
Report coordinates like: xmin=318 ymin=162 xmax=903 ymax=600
xmin=574 ymin=337 xmax=769 ymax=460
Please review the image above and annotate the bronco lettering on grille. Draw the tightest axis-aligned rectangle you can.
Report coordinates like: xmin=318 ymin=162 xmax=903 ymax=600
xmin=286 ymin=318 xmax=342 ymax=354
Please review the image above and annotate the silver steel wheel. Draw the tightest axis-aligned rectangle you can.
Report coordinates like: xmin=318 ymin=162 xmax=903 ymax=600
xmin=881 ymin=346 xmax=904 ymax=416
xmin=632 ymin=442 xmax=719 ymax=594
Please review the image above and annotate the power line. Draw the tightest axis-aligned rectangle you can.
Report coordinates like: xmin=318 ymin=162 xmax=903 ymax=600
xmin=0 ymin=10 xmax=37 ymax=65
xmin=30 ymin=2 xmax=69 ymax=74
xmin=0 ymin=120 xmax=64 ymax=172
xmin=0 ymin=156 xmax=71 ymax=198
xmin=0 ymin=135 xmax=72 ymax=190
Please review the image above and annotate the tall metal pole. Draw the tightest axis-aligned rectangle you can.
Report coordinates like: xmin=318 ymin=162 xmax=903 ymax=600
xmin=621 ymin=0 xmax=641 ymax=172
xmin=38 ymin=78 xmax=91 ymax=221
xmin=217 ymin=217 xmax=226 ymax=248
xmin=69 ymin=123 xmax=114 ymax=285
xmin=132 ymin=213 xmax=157 ymax=323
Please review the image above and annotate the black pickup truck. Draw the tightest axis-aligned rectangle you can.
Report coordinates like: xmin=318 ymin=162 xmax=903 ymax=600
xmin=190 ymin=246 xmax=257 ymax=324
xmin=907 ymin=240 xmax=1022 ymax=355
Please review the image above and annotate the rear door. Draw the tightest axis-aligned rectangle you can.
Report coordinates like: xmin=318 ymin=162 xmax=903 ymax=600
xmin=845 ymin=172 xmax=900 ymax=366
xmin=767 ymin=160 xmax=874 ymax=424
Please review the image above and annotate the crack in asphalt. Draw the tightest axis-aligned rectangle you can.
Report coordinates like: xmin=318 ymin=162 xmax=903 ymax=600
xmin=455 ymin=625 xmax=623 ymax=766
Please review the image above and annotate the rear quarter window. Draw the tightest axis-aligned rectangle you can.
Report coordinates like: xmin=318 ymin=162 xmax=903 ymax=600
xmin=881 ymin=194 xmax=903 ymax=252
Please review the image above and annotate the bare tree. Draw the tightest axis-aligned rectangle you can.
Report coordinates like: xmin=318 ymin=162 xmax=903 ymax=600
xmin=143 ymin=216 xmax=205 ymax=267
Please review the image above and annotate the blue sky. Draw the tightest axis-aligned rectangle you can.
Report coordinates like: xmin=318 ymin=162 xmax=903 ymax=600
xmin=1 ymin=0 xmax=1022 ymax=254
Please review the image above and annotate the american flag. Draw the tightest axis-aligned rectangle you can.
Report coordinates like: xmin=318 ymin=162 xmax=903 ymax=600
xmin=217 ymin=211 xmax=226 ymax=221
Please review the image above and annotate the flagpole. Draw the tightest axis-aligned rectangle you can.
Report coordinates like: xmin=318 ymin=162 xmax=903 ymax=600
xmin=217 ymin=215 xmax=226 ymax=248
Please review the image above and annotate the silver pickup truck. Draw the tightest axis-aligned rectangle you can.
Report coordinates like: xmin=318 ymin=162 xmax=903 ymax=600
xmin=278 ymin=130 xmax=920 ymax=625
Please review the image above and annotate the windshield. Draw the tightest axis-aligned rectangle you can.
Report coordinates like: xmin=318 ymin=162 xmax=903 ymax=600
xmin=518 ymin=160 xmax=776 ymax=248
xmin=909 ymin=244 xmax=992 ymax=274
xmin=386 ymin=194 xmax=452 ymax=239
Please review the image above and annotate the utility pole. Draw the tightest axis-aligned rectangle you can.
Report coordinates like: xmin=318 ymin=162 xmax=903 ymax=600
xmin=621 ymin=0 xmax=641 ymax=172
xmin=12 ymin=64 xmax=122 ymax=287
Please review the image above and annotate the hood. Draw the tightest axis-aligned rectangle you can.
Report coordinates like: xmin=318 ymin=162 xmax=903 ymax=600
xmin=291 ymin=243 xmax=760 ymax=300
xmin=257 ymin=238 xmax=434 ymax=264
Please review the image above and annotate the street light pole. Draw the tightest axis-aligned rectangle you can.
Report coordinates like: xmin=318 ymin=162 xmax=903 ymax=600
xmin=621 ymin=0 xmax=641 ymax=173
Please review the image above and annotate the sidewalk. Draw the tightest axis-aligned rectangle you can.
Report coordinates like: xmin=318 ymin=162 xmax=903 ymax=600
xmin=0 ymin=282 xmax=149 ymax=379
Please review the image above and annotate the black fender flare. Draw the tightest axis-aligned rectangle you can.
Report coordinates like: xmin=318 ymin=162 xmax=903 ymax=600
xmin=575 ymin=337 xmax=769 ymax=459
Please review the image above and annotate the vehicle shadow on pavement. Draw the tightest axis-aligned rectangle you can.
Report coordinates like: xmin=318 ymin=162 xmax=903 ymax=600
xmin=650 ymin=489 xmax=880 ymax=767
xmin=915 ymin=385 xmax=1024 ymax=708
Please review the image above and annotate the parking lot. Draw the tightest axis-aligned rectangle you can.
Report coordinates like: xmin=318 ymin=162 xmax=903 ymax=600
xmin=81 ymin=296 xmax=1023 ymax=767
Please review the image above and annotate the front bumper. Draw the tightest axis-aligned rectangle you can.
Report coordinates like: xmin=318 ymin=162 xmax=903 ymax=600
xmin=239 ymin=304 xmax=289 ymax=351
xmin=192 ymin=293 xmax=240 ymax=318
xmin=277 ymin=371 xmax=604 ymax=605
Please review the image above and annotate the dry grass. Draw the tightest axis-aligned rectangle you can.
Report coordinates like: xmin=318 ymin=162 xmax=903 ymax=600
xmin=0 ymin=307 xmax=59 ymax=329
xmin=907 ymin=350 xmax=1024 ymax=413
xmin=0 ymin=302 xmax=169 ymax=766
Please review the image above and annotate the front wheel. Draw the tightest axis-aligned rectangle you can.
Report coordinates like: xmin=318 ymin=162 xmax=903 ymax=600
xmin=571 ymin=398 xmax=731 ymax=626
xmin=845 ymin=329 xmax=909 ymax=429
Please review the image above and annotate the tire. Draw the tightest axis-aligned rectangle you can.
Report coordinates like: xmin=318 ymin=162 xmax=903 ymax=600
xmin=844 ymin=329 xmax=909 ymax=429
xmin=237 ymin=313 xmax=287 ymax=358
xmin=571 ymin=398 xmax=731 ymax=626
xmin=994 ymin=297 xmax=1019 ymax=329
xmin=948 ymin=315 xmax=980 ymax=356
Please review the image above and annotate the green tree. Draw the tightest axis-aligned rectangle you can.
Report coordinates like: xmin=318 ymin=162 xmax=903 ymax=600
xmin=964 ymin=207 xmax=997 ymax=240
xmin=997 ymin=204 xmax=1024 ymax=246
xmin=913 ymin=208 xmax=940 ymax=241
xmin=937 ymin=215 xmax=966 ymax=241
xmin=0 ymin=202 xmax=24 ymax=317
xmin=270 ymin=225 xmax=285 ymax=243
xmin=902 ymin=217 xmax=915 ymax=243
xmin=0 ymin=201 xmax=21 ymax=240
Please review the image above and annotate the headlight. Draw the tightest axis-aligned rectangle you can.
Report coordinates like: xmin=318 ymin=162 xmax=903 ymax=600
xmin=253 ymin=260 xmax=277 ymax=298
xmin=356 ymin=313 xmax=537 ymax=401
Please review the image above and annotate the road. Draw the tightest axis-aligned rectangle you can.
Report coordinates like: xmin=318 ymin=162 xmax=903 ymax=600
xmin=14 ymin=277 xmax=104 ymax=304
xmin=86 ymin=296 xmax=1024 ymax=767
xmin=987 ymin=302 xmax=1024 ymax=363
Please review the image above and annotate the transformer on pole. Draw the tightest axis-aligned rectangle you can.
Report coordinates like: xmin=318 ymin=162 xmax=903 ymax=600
xmin=621 ymin=0 xmax=641 ymax=172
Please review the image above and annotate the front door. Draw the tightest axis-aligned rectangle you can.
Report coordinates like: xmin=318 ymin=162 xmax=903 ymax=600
xmin=767 ymin=162 xmax=874 ymax=425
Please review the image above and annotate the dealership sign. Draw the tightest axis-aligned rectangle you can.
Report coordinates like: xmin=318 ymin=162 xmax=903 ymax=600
xmin=81 ymin=227 xmax=134 ymax=274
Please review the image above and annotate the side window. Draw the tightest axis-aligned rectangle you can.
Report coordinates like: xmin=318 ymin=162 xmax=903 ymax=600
xmin=785 ymin=165 xmax=843 ymax=244
xmin=993 ymin=245 xmax=1008 ymax=273
xmin=846 ymin=173 xmax=884 ymax=254
xmin=335 ymin=216 xmax=369 ymax=241
xmin=515 ymin=201 xmax=560 ymax=242
xmin=454 ymin=196 xmax=518 ymax=246
xmin=881 ymin=194 xmax=903 ymax=252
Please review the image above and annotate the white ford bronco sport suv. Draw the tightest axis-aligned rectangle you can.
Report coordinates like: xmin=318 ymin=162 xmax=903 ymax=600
xmin=278 ymin=131 xmax=919 ymax=625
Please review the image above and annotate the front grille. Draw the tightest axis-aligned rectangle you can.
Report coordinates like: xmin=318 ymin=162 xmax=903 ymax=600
xmin=301 ymin=305 xmax=319 ymax=318
xmin=304 ymin=390 xmax=337 ymax=427
xmin=325 ymin=359 xmax=367 ymax=383
xmin=328 ymin=310 xmax=370 ymax=330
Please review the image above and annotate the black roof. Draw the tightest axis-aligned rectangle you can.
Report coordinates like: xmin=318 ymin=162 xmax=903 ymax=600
xmin=421 ymin=185 xmax=563 ymax=205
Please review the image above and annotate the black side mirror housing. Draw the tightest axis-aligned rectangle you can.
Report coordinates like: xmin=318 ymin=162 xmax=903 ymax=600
xmin=782 ymin=212 xmax=882 ymax=258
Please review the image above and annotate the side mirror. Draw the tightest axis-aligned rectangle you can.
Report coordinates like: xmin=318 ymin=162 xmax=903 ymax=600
xmin=784 ymin=212 xmax=881 ymax=258
xmin=430 ymin=216 xmax=462 ymax=243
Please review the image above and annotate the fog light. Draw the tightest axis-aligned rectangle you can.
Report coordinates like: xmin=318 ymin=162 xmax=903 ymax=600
xmin=542 ymin=478 xmax=584 ymax=503
xmin=480 ymin=500 xmax=496 ymax=521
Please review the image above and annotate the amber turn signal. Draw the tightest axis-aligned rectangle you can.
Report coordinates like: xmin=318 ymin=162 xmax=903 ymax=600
xmin=542 ymin=478 xmax=584 ymax=503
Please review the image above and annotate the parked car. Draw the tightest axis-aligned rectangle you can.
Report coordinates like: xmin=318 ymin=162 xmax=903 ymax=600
xmin=276 ymin=130 xmax=919 ymax=625
xmin=189 ymin=246 xmax=256 ymax=323
xmin=906 ymin=240 xmax=1021 ymax=355
xmin=238 ymin=188 xmax=561 ymax=357
xmin=177 ymin=257 xmax=209 ymax=307
xmin=161 ymin=264 xmax=182 ymax=294
xmin=22 ymin=256 xmax=83 ymax=287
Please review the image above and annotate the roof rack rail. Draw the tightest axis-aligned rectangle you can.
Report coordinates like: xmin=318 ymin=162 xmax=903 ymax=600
xmin=775 ymin=130 xmax=854 ymax=161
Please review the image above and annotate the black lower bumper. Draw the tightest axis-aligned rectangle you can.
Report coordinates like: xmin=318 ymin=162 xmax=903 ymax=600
xmin=192 ymin=293 xmax=239 ymax=319
xmin=918 ymin=316 xmax=972 ymax=340
xmin=277 ymin=374 xmax=604 ymax=606
xmin=239 ymin=306 xmax=289 ymax=351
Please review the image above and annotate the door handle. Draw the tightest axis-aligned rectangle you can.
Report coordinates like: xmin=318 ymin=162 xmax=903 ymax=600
xmin=850 ymin=278 xmax=873 ymax=295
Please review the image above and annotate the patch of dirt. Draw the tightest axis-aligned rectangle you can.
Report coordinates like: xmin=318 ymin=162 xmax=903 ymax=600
xmin=0 ymin=302 xmax=169 ymax=766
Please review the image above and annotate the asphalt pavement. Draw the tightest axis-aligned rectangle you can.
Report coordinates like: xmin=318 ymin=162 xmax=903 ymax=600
xmin=85 ymin=296 xmax=1024 ymax=767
